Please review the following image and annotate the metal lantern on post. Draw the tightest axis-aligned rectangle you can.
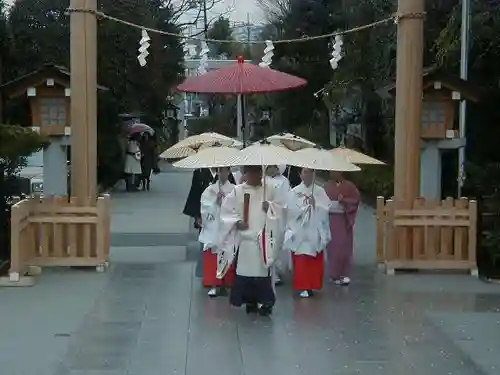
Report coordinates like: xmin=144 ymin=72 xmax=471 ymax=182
xmin=261 ymin=107 xmax=271 ymax=121
xmin=378 ymin=68 xmax=480 ymax=201
xmin=253 ymin=107 xmax=272 ymax=141
xmin=165 ymin=97 xmax=180 ymax=145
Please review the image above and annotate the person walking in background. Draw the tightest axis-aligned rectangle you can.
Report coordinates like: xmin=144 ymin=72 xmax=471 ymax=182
xmin=324 ymin=171 xmax=360 ymax=286
xmin=139 ymin=132 xmax=156 ymax=191
xmin=286 ymin=165 xmax=302 ymax=188
xmin=183 ymin=168 xmax=217 ymax=231
xmin=124 ymin=134 xmax=142 ymax=192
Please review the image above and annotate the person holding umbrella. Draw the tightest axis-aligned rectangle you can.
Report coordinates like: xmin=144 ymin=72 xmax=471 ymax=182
xmin=216 ymin=142 xmax=292 ymax=317
xmin=167 ymin=135 xmax=239 ymax=230
xmin=124 ymin=133 xmax=142 ymax=191
xmin=284 ymin=168 xmax=331 ymax=298
xmin=218 ymin=166 xmax=281 ymax=316
xmin=324 ymin=171 xmax=360 ymax=286
xmin=183 ymin=167 xmax=236 ymax=230
xmin=139 ymin=132 xmax=156 ymax=191
xmin=199 ymin=167 xmax=236 ymax=298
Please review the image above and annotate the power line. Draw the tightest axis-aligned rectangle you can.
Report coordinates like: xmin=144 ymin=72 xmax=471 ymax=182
xmin=66 ymin=7 xmax=405 ymax=44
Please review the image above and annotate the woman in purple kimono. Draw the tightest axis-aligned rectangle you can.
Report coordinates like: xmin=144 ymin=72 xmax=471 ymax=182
xmin=324 ymin=171 xmax=360 ymax=286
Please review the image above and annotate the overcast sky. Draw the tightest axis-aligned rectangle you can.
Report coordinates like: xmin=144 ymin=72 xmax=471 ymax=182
xmin=218 ymin=0 xmax=264 ymax=22
xmin=175 ymin=0 xmax=265 ymax=25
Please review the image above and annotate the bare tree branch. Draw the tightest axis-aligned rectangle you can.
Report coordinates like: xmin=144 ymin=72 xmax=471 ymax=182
xmin=185 ymin=28 xmax=205 ymax=38
xmin=167 ymin=0 xmax=229 ymax=30
xmin=165 ymin=0 xmax=199 ymax=24
xmin=175 ymin=6 xmax=203 ymax=28
xmin=256 ymin=0 xmax=291 ymax=22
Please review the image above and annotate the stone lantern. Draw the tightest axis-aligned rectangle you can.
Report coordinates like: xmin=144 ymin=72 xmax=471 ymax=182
xmin=0 ymin=64 xmax=107 ymax=196
xmin=379 ymin=68 xmax=480 ymax=200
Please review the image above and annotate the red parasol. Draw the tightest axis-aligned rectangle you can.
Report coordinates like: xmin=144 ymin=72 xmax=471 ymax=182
xmin=176 ymin=56 xmax=307 ymax=94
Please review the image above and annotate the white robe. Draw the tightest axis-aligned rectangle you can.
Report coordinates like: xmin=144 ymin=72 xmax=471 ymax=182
xmin=232 ymin=169 xmax=243 ymax=184
xmin=217 ymin=183 xmax=284 ymax=278
xmin=265 ymin=175 xmax=290 ymax=273
xmin=124 ymin=140 xmax=142 ymax=174
xmin=265 ymin=175 xmax=290 ymax=205
xmin=198 ymin=180 xmax=235 ymax=251
xmin=284 ymin=182 xmax=331 ymax=256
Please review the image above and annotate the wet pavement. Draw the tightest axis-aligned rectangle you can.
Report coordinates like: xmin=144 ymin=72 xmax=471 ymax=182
xmin=1 ymin=165 xmax=500 ymax=375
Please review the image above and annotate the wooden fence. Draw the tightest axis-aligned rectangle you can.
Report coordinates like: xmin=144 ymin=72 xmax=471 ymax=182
xmin=376 ymin=197 xmax=478 ymax=275
xmin=2 ymin=194 xmax=110 ymax=286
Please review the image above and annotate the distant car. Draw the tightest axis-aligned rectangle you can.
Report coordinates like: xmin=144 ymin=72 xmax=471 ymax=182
xmin=18 ymin=151 xmax=44 ymax=195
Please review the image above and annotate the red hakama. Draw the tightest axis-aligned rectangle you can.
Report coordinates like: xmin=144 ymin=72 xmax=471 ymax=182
xmin=203 ymin=250 xmax=236 ymax=287
xmin=292 ymin=252 xmax=324 ymax=291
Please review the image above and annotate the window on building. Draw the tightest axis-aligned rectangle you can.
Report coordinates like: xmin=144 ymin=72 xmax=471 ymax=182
xmin=39 ymin=98 xmax=66 ymax=126
xmin=421 ymin=100 xmax=446 ymax=128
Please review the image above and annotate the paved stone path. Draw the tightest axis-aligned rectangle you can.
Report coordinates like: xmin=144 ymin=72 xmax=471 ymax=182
xmin=0 ymin=166 xmax=500 ymax=375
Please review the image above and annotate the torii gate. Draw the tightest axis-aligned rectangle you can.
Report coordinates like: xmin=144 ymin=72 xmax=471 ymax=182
xmin=68 ymin=0 xmax=424 ymax=204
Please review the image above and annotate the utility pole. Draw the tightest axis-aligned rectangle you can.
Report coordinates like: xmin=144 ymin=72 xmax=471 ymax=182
xmin=458 ymin=0 xmax=470 ymax=197
xmin=246 ymin=13 xmax=251 ymax=58
xmin=202 ymin=0 xmax=208 ymax=37
xmin=0 ymin=55 xmax=3 ymax=124
xmin=0 ymin=28 xmax=3 ymax=124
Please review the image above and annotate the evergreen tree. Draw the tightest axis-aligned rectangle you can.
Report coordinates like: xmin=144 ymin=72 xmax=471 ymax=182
xmin=5 ymin=0 xmax=184 ymax=186
xmin=207 ymin=16 xmax=241 ymax=58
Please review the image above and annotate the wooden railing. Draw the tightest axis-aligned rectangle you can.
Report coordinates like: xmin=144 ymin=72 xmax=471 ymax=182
xmin=3 ymin=194 xmax=110 ymax=285
xmin=376 ymin=197 xmax=478 ymax=276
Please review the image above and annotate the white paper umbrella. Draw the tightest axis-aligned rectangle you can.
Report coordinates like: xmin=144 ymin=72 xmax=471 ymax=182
xmin=290 ymin=148 xmax=361 ymax=172
xmin=330 ymin=146 xmax=385 ymax=165
xmin=160 ymin=132 xmax=242 ymax=159
xmin=222 ymin=142 xmax=295 ymax=166
xmin=172 ymin=146 xmax=241 ymax=169
xmin=266 ymin=132 xmax=316 ymax=151
xmin=160 ymin=145 xmax=197 ymax=159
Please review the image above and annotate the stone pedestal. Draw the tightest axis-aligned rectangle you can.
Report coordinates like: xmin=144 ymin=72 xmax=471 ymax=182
xmin=419 ymin=138 xmax=466 ymax=200
xmin=43 ymin=137 xmax=69 ymax=196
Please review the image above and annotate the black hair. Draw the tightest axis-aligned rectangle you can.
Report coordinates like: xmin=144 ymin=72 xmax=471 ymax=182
xmin=243 ymin=165 xmax=262 ymax=173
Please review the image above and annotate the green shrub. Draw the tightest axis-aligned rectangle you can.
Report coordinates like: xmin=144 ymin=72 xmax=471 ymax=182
xmin=0 ymin=125 xmax=48 ymax=160
xmin=97 ymin=134 xmax=125 ymax=189
xmin=0 ymin=124 xmax=48 ymax=179
xmin=0 ymin=124 xmax=47 ymax=205
xmin=348 ymin=164 xmax=394 ymax=202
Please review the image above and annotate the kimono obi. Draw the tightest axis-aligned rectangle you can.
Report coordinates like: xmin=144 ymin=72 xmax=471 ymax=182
xmin=329 ymin=200 xmax=345 ymax=214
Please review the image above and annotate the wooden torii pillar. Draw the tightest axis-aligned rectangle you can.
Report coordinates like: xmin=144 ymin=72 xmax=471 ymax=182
xmin=393 ymin=0 xmax=425 ymax=204
xmin=70 ymin=0 xmax=97 ymax=202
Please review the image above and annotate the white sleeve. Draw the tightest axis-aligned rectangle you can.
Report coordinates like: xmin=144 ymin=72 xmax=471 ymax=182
xmin=200 ymin=185 xmax=217 ymax=222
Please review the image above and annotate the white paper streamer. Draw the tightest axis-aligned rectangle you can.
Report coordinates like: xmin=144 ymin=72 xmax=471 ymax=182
xmin=259 ymin=40 xmax=275 ymax=68
xmin=197 ymin=41 xmax=210 ymax=75
xmin=329 ymin=35 xmax=343 ymax=70
xmin=137 ymin=29 xmax=151 ymax=67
